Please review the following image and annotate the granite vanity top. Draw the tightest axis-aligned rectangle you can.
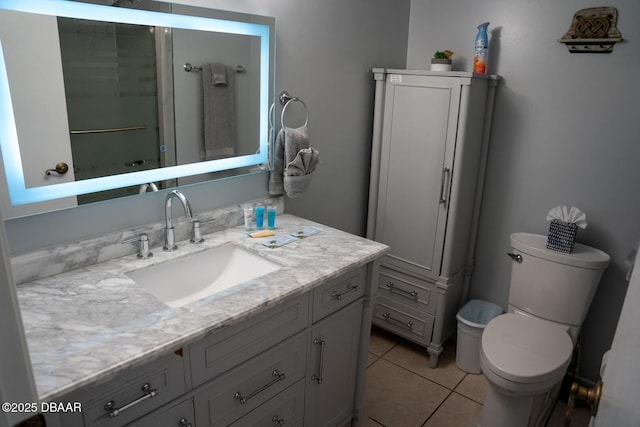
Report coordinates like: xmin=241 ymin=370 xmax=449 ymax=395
xmin=15 ymin=214 xmax=388 ymax=401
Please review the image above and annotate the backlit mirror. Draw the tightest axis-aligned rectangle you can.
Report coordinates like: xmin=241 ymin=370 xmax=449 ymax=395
xmin=0 ymin=0 xmax=275 ymax=218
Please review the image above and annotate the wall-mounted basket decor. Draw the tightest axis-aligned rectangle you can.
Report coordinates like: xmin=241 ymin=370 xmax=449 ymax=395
xmin=559 ymin=7 xmax=622 ymax=53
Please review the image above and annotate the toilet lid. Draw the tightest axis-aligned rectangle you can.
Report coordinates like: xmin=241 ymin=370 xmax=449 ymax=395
xmin=481 ymin=313 xmax=573 ymax=384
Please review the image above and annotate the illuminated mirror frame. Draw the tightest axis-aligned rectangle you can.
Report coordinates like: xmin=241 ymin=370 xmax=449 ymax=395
xmin=0 ymin=0 xmax=272 ymax=205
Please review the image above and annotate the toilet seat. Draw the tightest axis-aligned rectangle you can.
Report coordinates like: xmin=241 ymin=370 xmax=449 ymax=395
xmin=481 ymin=313 xmax=573 ymax=385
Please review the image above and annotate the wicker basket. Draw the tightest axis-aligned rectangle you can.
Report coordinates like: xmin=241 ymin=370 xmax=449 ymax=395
xmin=546 ymin=220 xmax=578 ymax=253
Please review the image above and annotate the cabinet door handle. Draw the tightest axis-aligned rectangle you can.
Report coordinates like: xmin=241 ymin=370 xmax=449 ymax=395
xmin=103 ymin=382 xmax=157 ymax=418
xmin=331 ymin=282 xmax=359 ymax=300
xmin=382 ymin=312 xmax=413 ymax=329
xmin=385 ymin=282 xmax=418 ymax=299
xmin=439 ymin=167 xmax=451 ymax=204
xmin=178 ymin=418 xmax=193 ymax=427
xmin=272 ymin=415 xmax=285 ymax=426
xmin=234 ymin=370 xmax=286 ymax=404
xmin=311 ymin=338 xmax=326 ymax=384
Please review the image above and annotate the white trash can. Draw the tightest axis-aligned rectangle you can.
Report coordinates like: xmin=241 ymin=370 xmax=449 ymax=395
xmin=455 ymin=299 xmax=503 ymax=374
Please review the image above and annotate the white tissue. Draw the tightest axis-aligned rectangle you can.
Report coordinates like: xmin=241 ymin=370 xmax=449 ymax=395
xmin=546 ymin=206 xmax=587 ymax=229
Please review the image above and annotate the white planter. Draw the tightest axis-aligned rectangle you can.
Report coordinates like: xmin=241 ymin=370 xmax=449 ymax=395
xmin=430 ymin=62 xmax=452 ymax=72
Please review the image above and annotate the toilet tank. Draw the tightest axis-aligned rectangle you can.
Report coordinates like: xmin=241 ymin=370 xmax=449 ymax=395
xmin=508 ymin=233 xmax=610 ymax=326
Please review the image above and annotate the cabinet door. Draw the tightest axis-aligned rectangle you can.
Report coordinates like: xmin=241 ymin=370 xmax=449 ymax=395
xmin=375 ymin=74 xmax=461 ymax=281
xmin=305 ymin=300 xmax=364 ymax=427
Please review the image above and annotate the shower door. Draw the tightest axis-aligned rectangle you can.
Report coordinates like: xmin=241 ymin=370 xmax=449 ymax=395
xmin=58 ymin=17 xmax=162 ymax=203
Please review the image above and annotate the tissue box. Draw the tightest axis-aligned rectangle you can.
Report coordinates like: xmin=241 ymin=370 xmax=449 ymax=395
xmin=546 ymin=220 xmax=578 ymax=253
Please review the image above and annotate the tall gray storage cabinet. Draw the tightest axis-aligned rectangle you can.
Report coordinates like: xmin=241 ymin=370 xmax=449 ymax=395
xmin=367 ymin=69 xmax=499 ymax=367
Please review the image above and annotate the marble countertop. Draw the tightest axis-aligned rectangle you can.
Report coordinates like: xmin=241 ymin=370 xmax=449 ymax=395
xmin=15 ymin=214 xmax=388 ymax=401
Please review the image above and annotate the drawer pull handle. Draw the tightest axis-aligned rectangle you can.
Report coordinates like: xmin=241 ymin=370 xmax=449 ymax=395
xmin=382 ymin=312 xmax=413 ymax=329
xmin=272 ymin=415 xmax=285 ymax=426
xmin=311 ymin=338 xmax=326 ymax=384
xmin=439 ymin=167 xmax=451 ymax=204
xmin=103 ymin=382 xmax=157 ymax=418
xmin=234 ymin=370 xmax=286 ymax=404
xmin=386 ymin=282 xmax=418 ymax=299
xmin=178 ymin=418 xmax=193 ymax=427
xmin=331 ymin=282 xmax=359 ymax=300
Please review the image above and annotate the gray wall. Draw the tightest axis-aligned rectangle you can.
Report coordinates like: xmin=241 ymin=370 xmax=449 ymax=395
xmin=219 ymin=0 xmax=411 ymax=234
xmin=407 ymin=0 xmax=640 ymax=382
xmin=5 ymin=0 xmax=410 ymax=253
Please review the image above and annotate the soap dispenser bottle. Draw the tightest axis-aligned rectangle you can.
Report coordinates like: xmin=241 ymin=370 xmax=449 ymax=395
xmin=473 ymin=22 xmax=490 ymax=74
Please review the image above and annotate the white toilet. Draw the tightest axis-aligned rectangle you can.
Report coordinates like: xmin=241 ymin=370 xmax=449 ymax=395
xmin=477 ymin=233 xmax=610 ymax=427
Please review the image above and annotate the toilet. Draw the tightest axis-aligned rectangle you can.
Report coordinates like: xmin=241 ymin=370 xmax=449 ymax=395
xmin=477 ymin=233 xmax=610 ymax=427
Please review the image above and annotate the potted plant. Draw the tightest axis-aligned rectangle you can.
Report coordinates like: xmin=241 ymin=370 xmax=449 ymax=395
xmin=431 ymin=50 xmax=454 ymax=72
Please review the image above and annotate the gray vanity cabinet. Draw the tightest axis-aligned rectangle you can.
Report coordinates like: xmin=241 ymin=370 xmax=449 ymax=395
xmin=368 ymin=69 xmax=498 ymax=368
xmin=52 ymin=265 xmax=374 ymax=427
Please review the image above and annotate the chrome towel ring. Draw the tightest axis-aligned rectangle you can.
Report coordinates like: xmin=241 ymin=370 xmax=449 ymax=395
xmin=279 ymin=91 xmax=308 ymax=128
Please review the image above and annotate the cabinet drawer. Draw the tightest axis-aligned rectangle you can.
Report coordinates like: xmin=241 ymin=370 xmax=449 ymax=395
xmin=229 ymin=379 xmax=305 ymax=427
xmin=190 ymin=293 xmax=310 ymax=387
xmin=125 ymin=398 xmax=193 ymax=427
xmin=312 ymin=268 xmax=364 ymax=322
xmin=377 ymin=267 xmax=437 ymax=315
xmin=194 ymin=333 xmax=307 ymax=426
xmin=62 ymin=352 xmax=186 ymax=427
xmin=373 ymin=297 xmax=435 ymax=346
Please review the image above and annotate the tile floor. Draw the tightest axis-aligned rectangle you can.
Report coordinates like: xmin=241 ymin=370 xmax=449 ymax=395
xmin=361 ymin=326 xmax=592 ymax=427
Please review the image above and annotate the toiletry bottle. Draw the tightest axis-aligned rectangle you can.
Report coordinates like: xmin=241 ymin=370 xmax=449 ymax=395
xmin=244 ymin=207 xmax=254 ymax=231
xmin=473 ymin=22 xmax=490 ymax=74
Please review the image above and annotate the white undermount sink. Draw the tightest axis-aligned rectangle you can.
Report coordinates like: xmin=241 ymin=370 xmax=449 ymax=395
xmin=126 ymin=243 xmax=282 ymax=308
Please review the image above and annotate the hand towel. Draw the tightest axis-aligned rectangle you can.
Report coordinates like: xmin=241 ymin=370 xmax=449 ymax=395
xmin=201 ymin=63 xmax=236 ymax=160
xmin=283 ymin=125 xmax=310 ymax=164
xmin=269 ymin=126 xmax=309 ymax=194
xmin=268 ymin=128 xmax=287 ymax=195
xmin=285 ymin=147 xmax=319 ymax=176
xmin=268 ymin=124 xmax=320 ymax=198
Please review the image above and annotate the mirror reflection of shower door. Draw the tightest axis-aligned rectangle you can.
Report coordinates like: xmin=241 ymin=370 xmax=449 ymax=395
xmin=58 ymin=18 xmax=162 ymax=204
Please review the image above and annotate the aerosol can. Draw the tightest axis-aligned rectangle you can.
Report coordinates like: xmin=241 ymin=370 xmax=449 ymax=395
xmin=473 ymin=22 xmax=490 ymax=74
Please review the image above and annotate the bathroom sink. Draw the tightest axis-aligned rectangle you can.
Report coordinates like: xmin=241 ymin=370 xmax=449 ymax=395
xmin=126 ymin=243 xmax=282 ymax=308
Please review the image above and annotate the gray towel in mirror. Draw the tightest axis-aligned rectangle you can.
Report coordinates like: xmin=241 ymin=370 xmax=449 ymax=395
xmin=201 ymin=63 xmax=236 ymax=160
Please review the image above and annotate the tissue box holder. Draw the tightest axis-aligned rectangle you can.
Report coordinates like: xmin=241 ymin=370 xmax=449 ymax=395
xmin=546 ymin=220 xmax=578 ymax=253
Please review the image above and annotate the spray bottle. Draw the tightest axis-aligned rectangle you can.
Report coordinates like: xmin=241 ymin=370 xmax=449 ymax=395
xmin=473 ymin=22 xmax=490 ymax=74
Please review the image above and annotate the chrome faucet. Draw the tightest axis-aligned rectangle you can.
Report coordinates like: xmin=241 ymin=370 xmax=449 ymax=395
xmin=163 ymin=190 xmax=193 ymax=251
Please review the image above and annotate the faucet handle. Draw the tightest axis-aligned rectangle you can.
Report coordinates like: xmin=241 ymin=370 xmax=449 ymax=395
xmin=190 ymin=218 xmax=215 ymax=244
xmin=122 ymin=233 xmax=153 ymax=259
xmin=190 ymin=221 xmax=204 ymax=244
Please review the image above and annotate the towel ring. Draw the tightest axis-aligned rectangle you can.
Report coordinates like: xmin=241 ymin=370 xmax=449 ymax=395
xmin=281 ymin=98 xmax=309 ymax=129
xmin=269 ymin=102 xmax=276 ymax=129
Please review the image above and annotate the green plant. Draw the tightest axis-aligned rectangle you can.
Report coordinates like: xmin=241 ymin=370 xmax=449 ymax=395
xmin=433 ymin=50 xmax=454 ymax=60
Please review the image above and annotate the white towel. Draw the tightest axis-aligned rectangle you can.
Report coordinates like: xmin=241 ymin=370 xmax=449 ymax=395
xmin=201 ymin=63 xmax=236 ymax=160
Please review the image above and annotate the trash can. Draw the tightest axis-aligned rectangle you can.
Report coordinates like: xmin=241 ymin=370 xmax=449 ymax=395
xmin=455 ymin=299 xmax=503 ymax=374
